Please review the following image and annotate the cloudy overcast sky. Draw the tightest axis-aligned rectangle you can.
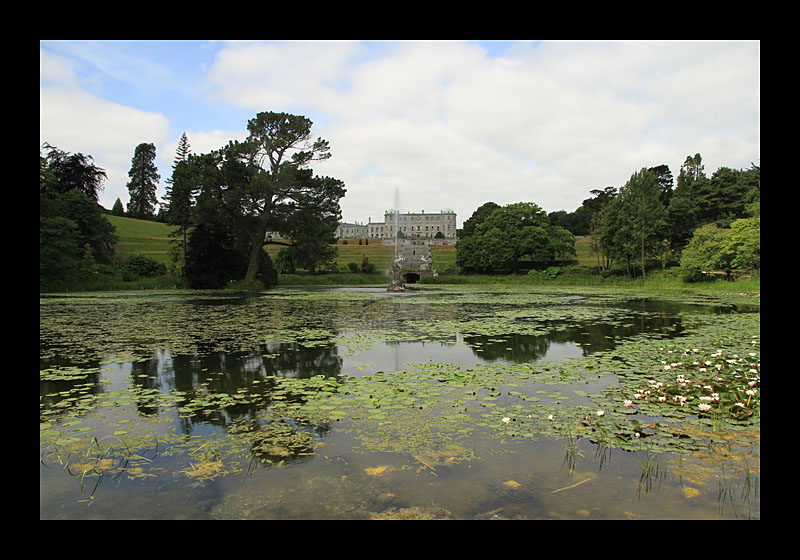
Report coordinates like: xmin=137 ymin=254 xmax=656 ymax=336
xmin=40 ymin=40 xmax=759 ymax=228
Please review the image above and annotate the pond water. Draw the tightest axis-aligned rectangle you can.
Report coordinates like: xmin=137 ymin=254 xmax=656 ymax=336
xmin=40 ymin=286 xmax=759 ymax=519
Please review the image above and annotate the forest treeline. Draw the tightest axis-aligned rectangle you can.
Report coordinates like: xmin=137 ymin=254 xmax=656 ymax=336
xmin=456 ymin=154 xmax=760 ymax=281
xmin=40 ymin=108 xmax=759 ymax=291
xmin=40 ymin=111 xmax=345 ymax=291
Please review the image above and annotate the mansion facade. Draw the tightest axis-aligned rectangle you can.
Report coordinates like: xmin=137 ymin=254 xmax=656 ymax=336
xmin=336 ymin=209 xmax=457 ymax=240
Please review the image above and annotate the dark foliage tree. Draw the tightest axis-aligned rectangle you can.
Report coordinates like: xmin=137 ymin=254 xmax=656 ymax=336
xmin=164 ymin=133 xmax=196 ymax=275
xmin=58 ymin=189 xmax=118 ymax=261
xmin=126 ymin=142 xmax=161 ymax=220
xmin=186 ymin=111 xmax=346 ymax=283
xmin=41 ymin=143 xmax=107 ymax=202
xmin=112 ymin=198 xmax=126 ymax=216
xmin=183 ymin=191 xmax=244 ymax=289
xmin=459 ymin=201 xmax=500 ymax=238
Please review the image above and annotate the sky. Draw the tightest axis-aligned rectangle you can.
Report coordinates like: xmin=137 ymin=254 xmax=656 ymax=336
xmin=40 ymin=40 xmax=760 ymax=228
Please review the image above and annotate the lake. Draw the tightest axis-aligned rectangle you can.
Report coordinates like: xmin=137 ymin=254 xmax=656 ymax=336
xmin=40 ymin=285 xmax=759 ymax=519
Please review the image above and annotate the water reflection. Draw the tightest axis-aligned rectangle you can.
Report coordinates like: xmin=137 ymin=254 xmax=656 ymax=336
xmin=40 ymin=303 xmax=689 ymax=427
xmin=40 ymin=289 xmax=759 ymax=519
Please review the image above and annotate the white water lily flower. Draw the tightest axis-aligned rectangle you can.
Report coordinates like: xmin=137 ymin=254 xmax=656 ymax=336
xmin=623 ymin=400 xmax=633 ymax=407
xmin=502 ymin=417 xmax=511 ymax=423
xmin=698 ymin=403 xmax=712 ymax=412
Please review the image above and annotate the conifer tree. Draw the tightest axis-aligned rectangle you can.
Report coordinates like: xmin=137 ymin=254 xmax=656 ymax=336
xmin=164 ymin=133 xmax=194 ymax=274
xmin=126 ymin=142 xmax=160 ymax=220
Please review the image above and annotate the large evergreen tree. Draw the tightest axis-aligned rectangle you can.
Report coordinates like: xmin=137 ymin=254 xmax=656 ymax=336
xmin=187 ymin=111 xmax=346 ymax=284
xmin=126 ymin=142 xmax=161 ymax=220
xmin=164 ymin=133 xmax=195 ymax=275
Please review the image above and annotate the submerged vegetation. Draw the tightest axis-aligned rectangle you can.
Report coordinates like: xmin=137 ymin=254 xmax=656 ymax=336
xmin=41 ymin=286 xmax=759 ymax=519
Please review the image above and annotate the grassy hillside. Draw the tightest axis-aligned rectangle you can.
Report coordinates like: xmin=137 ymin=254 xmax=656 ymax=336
xmin=107 ymin=214 xmax=587 ymax=274
xmin=107 ymin=215 xmax=177 ymax=266
xmin=573 ymin=236 xmax=597 ymax=267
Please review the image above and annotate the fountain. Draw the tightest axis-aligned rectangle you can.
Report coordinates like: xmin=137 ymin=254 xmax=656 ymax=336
xmin=387 ymin=187 xmax=405 ymax=292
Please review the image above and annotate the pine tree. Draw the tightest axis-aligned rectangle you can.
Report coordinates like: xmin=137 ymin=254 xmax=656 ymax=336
xmin=164 ymin=133 xmax=194 ymax=275
xmin=126 ymin=143 xmax=160 ymax=220
xmin=111 ymin=197 xmax=126 ymax=216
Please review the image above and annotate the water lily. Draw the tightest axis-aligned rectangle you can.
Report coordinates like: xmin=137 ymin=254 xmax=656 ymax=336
xmin=698 ymin=403 xmax=712 ymax=412
xmin=596 ymin=410 xmax=605 ymax=417
xmin=623 ymin=400 xmax=633 ymax=408
xmin=502 ymin=417 xmax=511 ymax=424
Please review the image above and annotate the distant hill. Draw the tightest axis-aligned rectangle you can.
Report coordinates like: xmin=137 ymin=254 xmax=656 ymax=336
xmin=107 ymin=215 xmax=176 ymax=266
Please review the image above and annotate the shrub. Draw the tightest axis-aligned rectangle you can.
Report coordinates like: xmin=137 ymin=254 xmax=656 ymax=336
xmin=360 ymin=255 xmax=376 ymax=274
xmin=527 ymin=266 xmax=561 ymax=279
xmin=124 ymin=254 xmax=167 ymax=278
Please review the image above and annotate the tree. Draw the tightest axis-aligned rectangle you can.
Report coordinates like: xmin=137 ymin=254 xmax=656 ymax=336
xmin=40 ymin=145 xmax=119 ymax=291
xmin=678 ymin=153 xmax=705 ymax=187
xmin=600 ymin=195 xmax=635 ymax=274
xmin=456 ymin=202 xmax=575 ymax=273
xmin=59 ymin=189 xmax=118 ymax=261
xmin=601 ymin=169 xmax=666 ymax=279
xmin=184 ymin=186 xmax=244 ymax=289
xmin=719 ymin=217 xmax=760 ymax=274
xmin=281 ymin=200 xmax=339 ymax=273
xmin=126 ymin=142 xmax=161 ymax=220
xmin=648 ymin=164 xmax=674 ymax=207
xmin=459 ymin=202 xmax=500 ymax=238
xmin=164 ymin=133 xmax=195 ymax=276
xmin=666 ymin=188 xmax=699 ymax=251
xmin=41 ymin=143 xmax=107 ymax=202
xmin=680 ymin=223 xmax=727 ymax=282
xmin=112 ymin=198 xmax=126 ymax=216
xmin=582 ymin=187 xmax=617 ymax=272
xmin=625 ymin=168 xmax=668 ymax=279
xmin=40 ymin=215 xmax=82 ymax=290
xmin=188 ymin=111 xmax=346 ymax=284
xmin=680 ymin=216 xmax=760 ymax=282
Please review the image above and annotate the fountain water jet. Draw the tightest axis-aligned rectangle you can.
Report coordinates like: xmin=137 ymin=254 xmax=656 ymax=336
xmin=387 ymin=186 xmax=405 ymax=292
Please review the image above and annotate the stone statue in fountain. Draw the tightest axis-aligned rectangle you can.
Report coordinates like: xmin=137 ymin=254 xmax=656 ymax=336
xmin=387 ymin=256 xmax=405 ymax=292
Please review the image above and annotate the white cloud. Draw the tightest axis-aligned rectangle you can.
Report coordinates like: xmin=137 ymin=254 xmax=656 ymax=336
xmin=206 ymin=40 xmax=758 ymax=226
xmin=41 ymin=40 xmax=759 ymax=224
xmin=40 ymin=48 xmax=172 ymax=208
xmin=206 ymin=40 xmax=366 ymax=116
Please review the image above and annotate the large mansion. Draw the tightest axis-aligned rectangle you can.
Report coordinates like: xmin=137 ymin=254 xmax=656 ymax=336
xmin=336 ymin=209 xmax=457 ymax=240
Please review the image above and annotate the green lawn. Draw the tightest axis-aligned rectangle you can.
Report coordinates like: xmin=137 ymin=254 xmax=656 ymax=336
xmin=107 ymin=215 xmax=177 ymax=266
